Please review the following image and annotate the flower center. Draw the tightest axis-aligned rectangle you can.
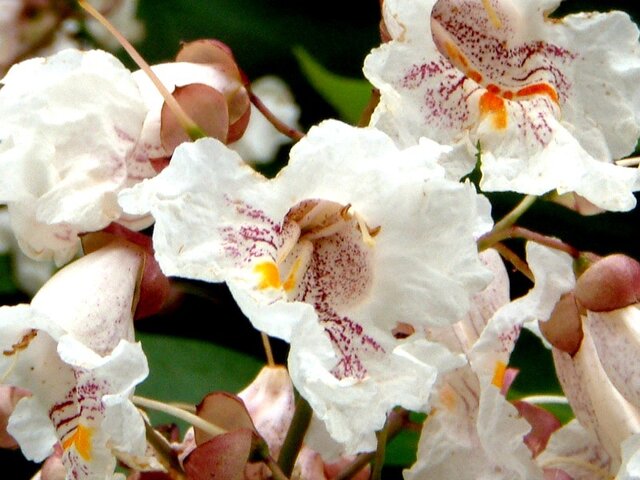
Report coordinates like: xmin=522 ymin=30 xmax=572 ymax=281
xmin=430 ymin=0 xmax=563 ymax=129
xmin=254 ymin=200 xmax=378 ymax=307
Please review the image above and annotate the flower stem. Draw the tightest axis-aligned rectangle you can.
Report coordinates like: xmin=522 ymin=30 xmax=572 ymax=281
xmin=335 ymin=408 xmax=409 ymax=480
xmin=371 ymin=424 xmax=388 ymax=480
xmin=77 ymin=0 xmax=205 ymax=140
xmin=277 ymin=392 xmax=313 ymax=476
xmin=265 ymin=455 xmax=292 ymax=480
xmin=261 ymin=332 xmax=275 ymax=367
xmin=493 ymin=242 xmax=534 ymax=282
xmin=478 ymin=194 xmax=537 ymax=251
xmin=142 ymin=419 xmax=186 ymax=478
xmin=247 ymin=87 xmax=305 ymax=141
xmin=132 ymin=395 xmax=225 ymax=437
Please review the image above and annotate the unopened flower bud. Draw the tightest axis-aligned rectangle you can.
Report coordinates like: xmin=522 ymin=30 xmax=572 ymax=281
xmin=575 ymin=254 xmax=640 ymax=312
xmin=539 ymin=292 xmax=583 ymax=356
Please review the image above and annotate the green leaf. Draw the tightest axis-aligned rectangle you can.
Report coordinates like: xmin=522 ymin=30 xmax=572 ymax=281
xmin=135 ymin=332 xmax=263 ymax=428
xmin=0 ymin=255 xmax=18 ymax=295
xmin=385 ymin=428 xmax=419 ymax=467
xmin=293 ymin=47 xmax=373 ymax=125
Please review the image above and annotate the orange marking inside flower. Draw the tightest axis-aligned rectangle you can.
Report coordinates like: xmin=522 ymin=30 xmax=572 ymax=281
xmin=62 ymin=424 xmax=93 ymax=461
xmin=254 ymin=261 xmax=281 ymax=290
xmin=516 ymin=83 xmax=559 ymax=104
xmin=479 ymin=91 xmax=508 ymax=129
xmin=486 ymin=83 xmax=501 ymax=95
xmin=467 ymin=70 xmax=483 ymax=84
xmin=491 ymin=361 xmax=507 ymax=389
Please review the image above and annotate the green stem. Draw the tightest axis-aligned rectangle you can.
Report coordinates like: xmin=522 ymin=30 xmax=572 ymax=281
xmin=334 ymin=409 xmax=409 ymax=480
xmin=371 ymin=426 xmax=388 ymax=480
xmin=265 ymin=455 xmax=292 ymax=480
xmin=478 ymin=194 xmax=536 ymax=251
xmin=142 ymin=420 xmax=186 ymax=478
xmin=277 ymin=393 xmax=313 ymax=476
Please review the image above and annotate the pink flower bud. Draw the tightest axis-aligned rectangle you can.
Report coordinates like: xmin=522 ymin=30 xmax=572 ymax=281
xmin=575 ymin=254 xmax=640 ymax=312
xmin=539 ymin=292 xmax=583 ymax=356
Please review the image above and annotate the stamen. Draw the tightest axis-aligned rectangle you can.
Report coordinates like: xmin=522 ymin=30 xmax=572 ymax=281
xmin=297 ymin=201 xmax=343 ymax=231
xmin=302 ymin=216 xmax=351 ymax=241
xmin=481 ymin=0 xmax=502 ymax=29
xmin=339 ymin=203 xmax=352 ymax=220
xmin=616 ymin=157 xmax=640 ymax=167
xmin=353 ymin=212 xmax=378 ymax=247
xmin=368 ymin=225 xmax=381 ymax=238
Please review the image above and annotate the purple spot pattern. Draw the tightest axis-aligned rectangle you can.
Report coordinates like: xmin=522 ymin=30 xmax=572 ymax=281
xmin=399 ymin=0 xmax=578 ymax=148
xmin=219 ymin=196 xmax=286 ymax=267
xmin=294 ymin=222 xmax=382 ymax=380
xmin=220 ymin=197 xmax=383 ymax=380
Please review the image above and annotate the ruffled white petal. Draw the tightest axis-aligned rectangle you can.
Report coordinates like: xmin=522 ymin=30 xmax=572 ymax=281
xmin=0 ymin=49 xmax=147 ymax=264
xmin=364 ymin=0 xmax=640 ymax=211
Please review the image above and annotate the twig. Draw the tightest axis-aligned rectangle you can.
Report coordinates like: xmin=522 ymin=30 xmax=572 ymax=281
xmin=492 ymin=242 xmax=534 ymax=282
xmin=277 ymin=393 xmax=314 ymax=476
xmin=248 ymin=88 xmax=305 ymax=141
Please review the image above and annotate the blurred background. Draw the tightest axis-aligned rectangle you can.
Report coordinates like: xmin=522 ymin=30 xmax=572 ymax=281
xmin=2 ymin=0 xmax=640 ymax=477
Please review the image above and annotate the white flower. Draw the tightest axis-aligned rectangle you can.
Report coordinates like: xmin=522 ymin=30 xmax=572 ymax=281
xmin=0 ymin=241 xmax=149 ymax=479
xmin=408 ymin=243 xmax=577 ymax=479
xmin=536 ymin=420 xmax=613 ymax=480
xmin=364 ymin=0 xmax=640 ymax=211
xmin=120 ymin=119 xmax=492 ymax=453
xmin=229 ymin=76 xmax=301 ymax=164
xmin=0 ymin=49 xmax=150 ymax=265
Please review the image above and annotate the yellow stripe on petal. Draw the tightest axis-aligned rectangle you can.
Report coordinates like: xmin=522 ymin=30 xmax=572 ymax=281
xmin=491 ymin=361 xmax=507 ymax=389
xmin=283 ymin=257 xmax=303 ymax=292
xmin=254 ymin=261 xmax=282 ymax=290
xmin=62 ymin=424 xmax=93 ymax=461
xmin=481 ymin=0 xmax=502 ymax=29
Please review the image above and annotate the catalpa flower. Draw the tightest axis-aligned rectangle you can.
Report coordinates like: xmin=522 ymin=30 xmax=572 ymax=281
xmin=0 ymin=240 xmax=149 ymax=479
xmin=120 ymin=119 xmax=492 ymax=453
xmin=0 ymin=48 xmax=150 ymax=265
xmin=364 ymin=0 xmax=640 ymax=211
xmin=407 ymin=244 xmax=572 ymax=479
